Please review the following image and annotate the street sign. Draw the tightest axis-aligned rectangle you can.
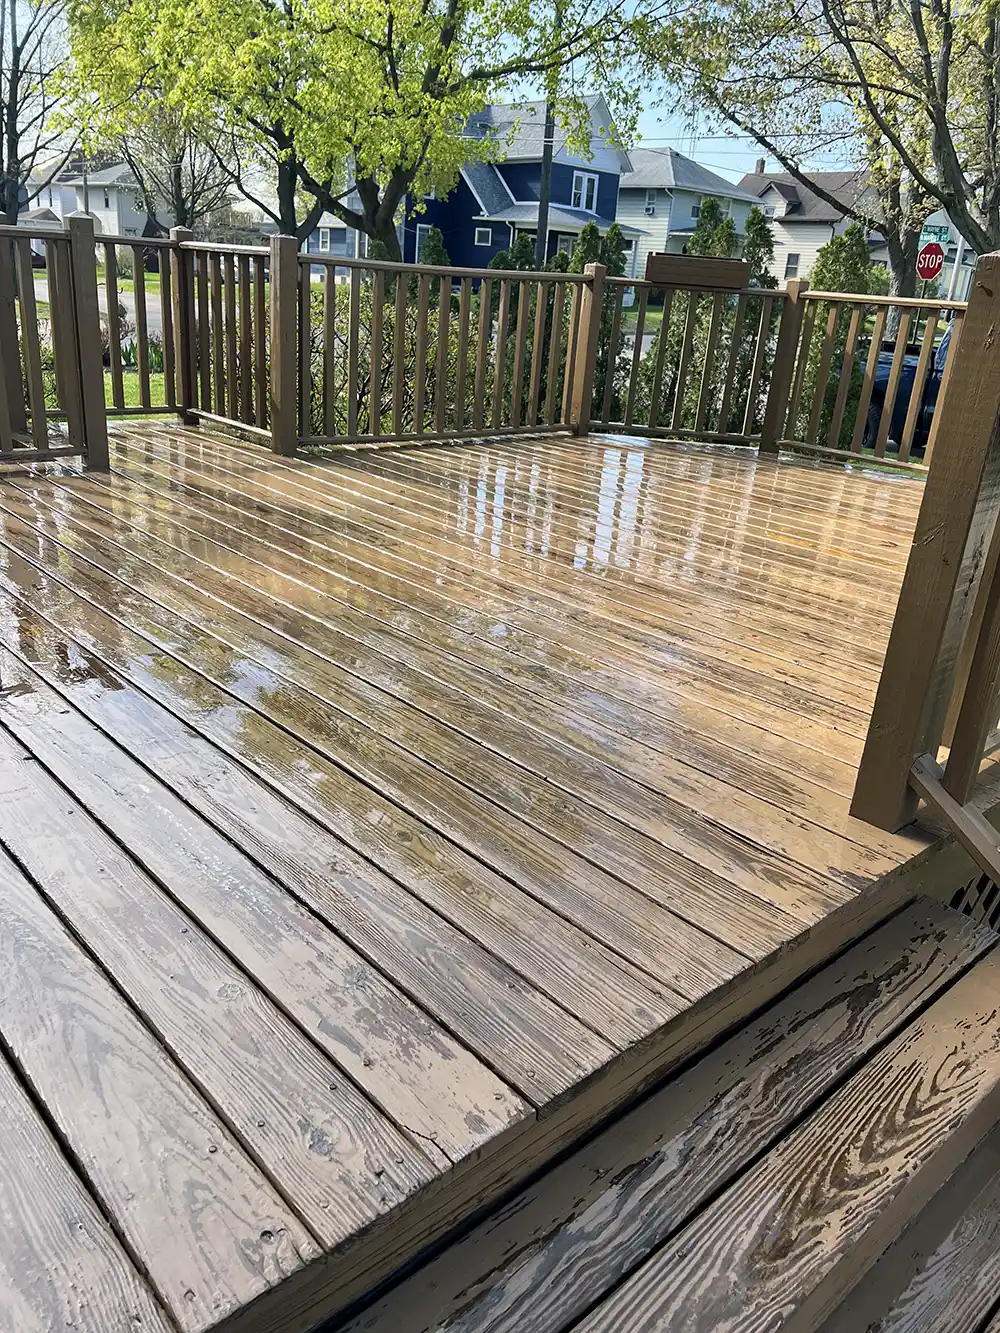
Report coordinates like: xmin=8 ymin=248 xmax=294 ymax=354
xmin=916 ymin=241 xmax=946 ymax=282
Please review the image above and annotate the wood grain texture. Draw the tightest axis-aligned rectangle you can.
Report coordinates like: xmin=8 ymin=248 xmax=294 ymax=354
xmin=340 ymin=899 xmax=996 ymax=1333
xmin=572 ymin=943 xmax=1000 ymax=1333
xmin=0 ymin=1046 xmax=172 ymax=1333
xmin=0 ymin=843 xmax=319 ymax=1332
xmin=818 ymin=1125 xmax=1000 ymax=1333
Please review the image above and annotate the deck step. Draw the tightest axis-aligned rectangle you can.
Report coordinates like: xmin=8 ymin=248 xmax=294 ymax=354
xmin=335 ymin=898 xmax=999 ymax=1333
xmin=818 ymin=1126 xmax=1000 ymax=1333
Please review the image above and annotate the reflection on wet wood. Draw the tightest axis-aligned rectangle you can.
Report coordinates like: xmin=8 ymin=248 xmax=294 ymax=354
xmin=0 ymin=422 xmax=932 ymax=1333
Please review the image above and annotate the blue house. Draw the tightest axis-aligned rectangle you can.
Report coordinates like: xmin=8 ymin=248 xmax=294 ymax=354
xmin=303 ymin=93 xmax=640 ymax=270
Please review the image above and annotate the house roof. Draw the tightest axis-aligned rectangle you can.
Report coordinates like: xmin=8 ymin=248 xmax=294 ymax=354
xmin=736 ymin=170 xmax=869 ymax=223
xmin=477 ymin=201 xmax=641 ymax=235
xmin=464 ymin=94 xmax=631 ymax=172
xmin=461 ymin=162 xmax=514 ymax=215
xmin=61 ymin=163 xmax=140 ymax=189
xmin=619 ymin=148 xmax=759 ymax=202
xmin=18 ymin=206 xmax=60 ymax=225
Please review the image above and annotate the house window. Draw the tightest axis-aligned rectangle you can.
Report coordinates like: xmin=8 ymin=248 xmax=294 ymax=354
xmin=474 ymin=226 xmax=491 ymax=246
xmin=319 ymin=228 xmax=331 ymax=251
xmin=47 ymin=187 xmax=53 ymax=206
xmin=763 ymin=204 xmax=776 ymax=217
xmin=784 ymin=252 xmax=800 ymax=278
xmin=691 ymin=196 xmax=702 ymax=218
xmin=103 ymin=189 xmax=110 ymax=208
xmin=644 ymin=189 xmax=656 ymax=215
xmin=424 ymin=187 xmax=437 ymax=201
xmin=415 ymin=223 xmax=432 ymax=260
xmin=572 ymin=171 xmax=598 ymax=212
xmin=556 ymin=233 xmax=575 ymax=254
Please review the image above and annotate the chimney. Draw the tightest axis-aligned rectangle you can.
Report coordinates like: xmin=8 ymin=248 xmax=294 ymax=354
xmin=755 ymin=157 xmax=765 ymax=174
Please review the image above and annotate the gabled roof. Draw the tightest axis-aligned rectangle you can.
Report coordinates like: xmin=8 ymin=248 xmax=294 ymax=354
xmin=619 ymin=147 xmax=759 ymax=202
xmin=461 ymin=161 xmax=514 ymax=215
xmin=464 ymin=94 xmax=631 ymax=172
xmin=61 ymin=163 xmax=139 ymax=189
xmin=736 ymin=170 xmax=869 ymax=223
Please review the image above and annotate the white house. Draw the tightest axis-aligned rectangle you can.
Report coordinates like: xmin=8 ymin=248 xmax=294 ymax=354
xmin=736 ymin=165 xmax=872 ymax=283
xmin=616 ymin=148 xmax=760 ymax=278
xmin=61 ymin=164 xmax=163 ymax=238
xmin=24 ymin=168 xmax=78 ymax=219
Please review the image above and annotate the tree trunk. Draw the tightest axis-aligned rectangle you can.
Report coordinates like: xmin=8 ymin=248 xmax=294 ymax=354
xmin=535 ymin=99 xmax=555 ymax=269
xmin=275 ymin=156 xmax=300 ymax=236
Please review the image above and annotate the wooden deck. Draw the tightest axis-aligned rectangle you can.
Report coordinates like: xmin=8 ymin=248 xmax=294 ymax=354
xmin=0 ymin=424 xmax=942 ymax=1333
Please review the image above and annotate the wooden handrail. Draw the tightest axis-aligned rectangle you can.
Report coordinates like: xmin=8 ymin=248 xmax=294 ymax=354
xmin=301 ymin=252 xmax=589 ymax=282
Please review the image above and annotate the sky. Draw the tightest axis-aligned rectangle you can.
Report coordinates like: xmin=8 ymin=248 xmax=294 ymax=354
xmin=633 ymin=106 xmax=766 ymax=183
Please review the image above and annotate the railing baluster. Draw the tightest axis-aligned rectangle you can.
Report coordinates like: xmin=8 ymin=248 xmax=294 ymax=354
xmin=671 ymin=291 xmax=700 ymax=430
xmin=14 ymin=237 xmax=45 ymax=448
xmin=104 ymin=244 xmax=125 ymax=409
xmin=299 ymin=260 xmax=311 ymax=437
xmin=413 ymin=272 xmax=430 ymax=435
xmin=492 ymin=279 xmax=511 ymax=429
xmin=473 ymin=276 xmax=492 ymax=431
xmin=347 ymin=266 xmax=361 ymax=437
xmin=0 ymin=234 xmax=25 ymax=434
xmin=874 ymin=309 xmax=911 ymax=457
xmin=510 ymin=279 xmax=531 ymax=429
xmin=806 ymin=302 xmax=840 ymax=444
xmin=826 ymin=304 xmax=863 ymax=450
xmin=694 ymin=290 xmax=723 ymax=433
xmin=323 ymin=264 xmax=337 ymax=437
xmin=160 ymin=251 xmax=176 ymax=410
xmin=197 ymin=251 xmax=211 ymax=410
xmin=543 ymin=280 xmax=565 ymax=427
xmin=717 ymin=292 xmax=747 ymax=434
xmin=224 ymin=253 xmax=238 ymax=421
xmin=924 ymin=312 xmax=964 ymax=467
xmin=647 ymin=289 xmax=673 ymax=430
xmin=49 ymin=236 xmax=83 ymax=449
xmin=209 ymin=252 xmax=224 ymax=415
xmin=392 ymin=271 xmax=406 ymax=437
xmin=133 ymin=246 xmax=151 ymax=409
xmin=237 ymin=255 xmax=251 ymax=422
xmin=785 ymin=298 xmax=816 ymax=438
xmin=253 ymin=255 xmax=267 ymax=427
xmin=561 ymin=284 xmax=581 ymax=424
xmin=370 ymin=269 xmax=385 ymax=436
xmin=600 ymin=284 xmax=624 ymax=425
xmin=742 ymin=295 xmax=773 ymax=437
xmin=526 ymin=280 xmax=546 ymax=428
xmin=625 ymin=285 xmax=649 ymax=428
xmin=434 ymin=275 xmax=451 ymax=434
xmin=850 ymin=307 xmax=887 ymax=453
xmin=899 ymin=310 xmax=938 ymax=462
xmin=454 ymin=277 xmax=472 ymax=430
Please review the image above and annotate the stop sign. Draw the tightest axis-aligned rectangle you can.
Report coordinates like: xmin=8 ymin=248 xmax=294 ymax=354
xmin=917 ymin=241 xmax=945 ymax=281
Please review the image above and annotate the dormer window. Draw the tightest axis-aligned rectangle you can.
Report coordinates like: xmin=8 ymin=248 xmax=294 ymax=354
xmin=572 ymin=171 xmax=598 ymax=212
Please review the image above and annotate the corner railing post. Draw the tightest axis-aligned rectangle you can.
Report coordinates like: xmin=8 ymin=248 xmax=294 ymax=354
xmin=65 ymin=212 xmax=109 ymax=470
xmin=169 ymin=227 xmax=197 ymax=422
xmin=759 ymin=278 xmax=807 ymax=454
xmin=569 ymin=262 xmax=606 ymax=435
xmin=851 ymin=253 xmax=1000 ymax=831
xmin=270 ymin=233 xmax=299 ymax=456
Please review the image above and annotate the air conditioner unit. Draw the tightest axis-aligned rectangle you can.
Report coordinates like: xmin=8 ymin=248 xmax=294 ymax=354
xmin=644 ymin=204 xmax=655 ymax=216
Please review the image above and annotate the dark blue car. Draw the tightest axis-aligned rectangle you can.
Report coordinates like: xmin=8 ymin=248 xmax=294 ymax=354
xmin=863 ymin=321 xmax=953 ymax=454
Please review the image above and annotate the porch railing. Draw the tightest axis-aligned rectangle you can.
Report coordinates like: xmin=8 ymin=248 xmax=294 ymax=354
xmin=851 ymin=251 xmax=1000 ymax=881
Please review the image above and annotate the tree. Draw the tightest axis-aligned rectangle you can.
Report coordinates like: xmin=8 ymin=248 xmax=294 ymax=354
xmin=0 ymin=0 xmax=73 ymax=225
xmin=68 ymin=0 xmax=643 ymax=253
xmin=570 ymin=220 xmax=628 ymax=274
xmin=118 ymin=109 xmax=234 ymax=232
xmin=687 ymin=197 xmax=738 ymax=258
xmin=741 ymin=204 xmax=777 ymax=288
xmin=635 ymin=0 xmax=960 ymax=295
xmin=809 ymin=222 xmax=889 ymax=296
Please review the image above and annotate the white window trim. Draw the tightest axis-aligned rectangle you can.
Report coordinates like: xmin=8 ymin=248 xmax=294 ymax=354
xmin=645 ymin=188 xmax=657 ymax=212
xmin=415 ymin=223 xmax=432 ymax=260
xmin=784 ymin=252 xmax=800 ymax=279
xmin=572 ymin=170 xmax=599 ymax=213
xmin=318 ymin=227 xmax=331 ymax=252
xmin=474 ymin=226 xmax=491 ymax=246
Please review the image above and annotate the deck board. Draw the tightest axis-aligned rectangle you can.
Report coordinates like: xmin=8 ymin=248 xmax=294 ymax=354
xmin=0 ymin=425 xmax=939 ymax=1333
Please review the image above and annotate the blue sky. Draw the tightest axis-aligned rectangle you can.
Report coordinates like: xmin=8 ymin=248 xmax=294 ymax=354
xmin=633 ymin=107 xmax=765 ymax=183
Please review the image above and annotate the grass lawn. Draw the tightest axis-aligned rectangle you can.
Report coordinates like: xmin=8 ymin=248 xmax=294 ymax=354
xmin=95 ymin=265 xmax=163 ymax=297
xmin=622 ymin=305 xmax=666 ymax=333
xmin=105 ymin=370 xmax=167 ymax=410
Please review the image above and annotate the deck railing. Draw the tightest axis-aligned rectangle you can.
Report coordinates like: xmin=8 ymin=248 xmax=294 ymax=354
xmin=851 ymin=251 xmax=1000 ymax=879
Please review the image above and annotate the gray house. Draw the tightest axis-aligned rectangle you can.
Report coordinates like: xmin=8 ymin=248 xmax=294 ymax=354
xmin=617 ymin=147 xmax=760 ymax=278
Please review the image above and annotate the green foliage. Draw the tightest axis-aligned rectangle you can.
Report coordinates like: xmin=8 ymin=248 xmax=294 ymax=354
xmin=809 ymin=223 xmax=888 ymax=296
xmin=490 ymin=232 xmax=537 ymax=271
xmin=741 ymin=207 xmax=777 ymax=289
xmin=687 ymin=198 xmax=738 ymax=259
xmin=418 ymin=226 xmax=451 ymax=269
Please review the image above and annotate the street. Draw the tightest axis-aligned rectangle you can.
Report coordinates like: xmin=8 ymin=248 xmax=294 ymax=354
xmin=34 ymin=276 xmax=164 ymax=339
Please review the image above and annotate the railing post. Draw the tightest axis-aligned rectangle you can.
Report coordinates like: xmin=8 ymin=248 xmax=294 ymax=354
xmin=0 ymin=235 xmax=26 ymax=435
xmin=65 ymin=212 xmax=109 ymax=470
xmin=851 ymin=253 xmax=1000 ymax=831
xmin=169 ymin=227 xmax=197 ymax=423
xmin=759 ymin=278 xmax=807 ymax=454
xmin=269 ymin=234 xmax=299 ymax=456
xmin=568 ymin=262 xmax=606 ymax=434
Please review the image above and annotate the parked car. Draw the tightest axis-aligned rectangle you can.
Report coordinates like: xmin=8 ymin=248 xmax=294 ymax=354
xmin=863 ymin=321 xmax=953 ymax=454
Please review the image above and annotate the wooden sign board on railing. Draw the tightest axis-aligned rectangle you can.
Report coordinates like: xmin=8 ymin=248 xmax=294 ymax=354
xmin=644 ymin=254 xmax=750 ymax=290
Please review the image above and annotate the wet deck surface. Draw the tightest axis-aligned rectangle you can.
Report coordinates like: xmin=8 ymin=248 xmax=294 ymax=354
xmin=0 ymin=425 xmax=933 ymax=1333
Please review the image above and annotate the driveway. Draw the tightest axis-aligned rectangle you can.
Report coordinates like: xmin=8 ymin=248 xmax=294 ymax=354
xmin=34 ymin=277 xmax=164 ymax=339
